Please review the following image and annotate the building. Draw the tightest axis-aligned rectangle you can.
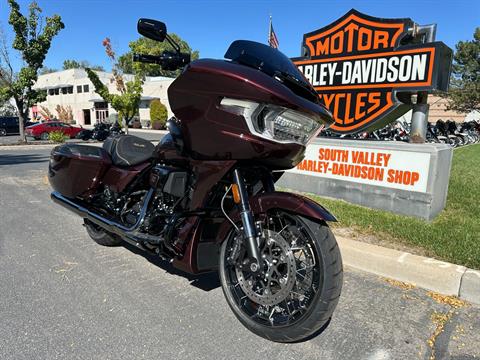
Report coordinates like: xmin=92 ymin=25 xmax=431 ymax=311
xmin=396 ymin=95 xmax=479 ymax=125
xmin=32 ymin=68 xmax=174 ymax=126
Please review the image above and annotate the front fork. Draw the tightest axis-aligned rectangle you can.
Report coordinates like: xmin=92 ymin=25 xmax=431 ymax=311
xmin=233 ymin=169 xmax=263 ymax=272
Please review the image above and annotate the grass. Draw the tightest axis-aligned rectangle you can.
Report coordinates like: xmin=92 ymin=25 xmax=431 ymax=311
xmin=305 ymin=144 xmax=480 ymax=270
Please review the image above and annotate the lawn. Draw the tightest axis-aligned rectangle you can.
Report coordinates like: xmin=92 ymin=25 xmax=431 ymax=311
xmin=305 ymin=143 xmax=480 ymax=270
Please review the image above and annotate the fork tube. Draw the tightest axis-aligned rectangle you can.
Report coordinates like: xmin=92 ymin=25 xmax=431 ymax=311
xmin=233 ymin=169 xmax=261 ymax=268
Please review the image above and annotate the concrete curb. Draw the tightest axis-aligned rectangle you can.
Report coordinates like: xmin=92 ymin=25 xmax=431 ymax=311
xmin=336 ymin=236 xmax=480 ymax=304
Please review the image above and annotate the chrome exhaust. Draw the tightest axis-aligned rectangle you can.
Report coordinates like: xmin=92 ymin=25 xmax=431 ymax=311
xmin=51 ymin=190 xmax=159 ymax=250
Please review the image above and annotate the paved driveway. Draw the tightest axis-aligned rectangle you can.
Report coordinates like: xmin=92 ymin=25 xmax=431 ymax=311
xmin=0 ymin=147 xmax=478 ymax=360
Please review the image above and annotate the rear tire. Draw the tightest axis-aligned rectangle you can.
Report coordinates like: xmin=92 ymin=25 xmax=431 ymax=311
xmin=40 ymin=132 xmax=49 ymax=141
xmin=84 ymin=220 xmax=122 ymax=246
xmin=219 ymin=211 xmax=342 ymax=342
xmin=0 ymin=128 xmax=6 ymax=136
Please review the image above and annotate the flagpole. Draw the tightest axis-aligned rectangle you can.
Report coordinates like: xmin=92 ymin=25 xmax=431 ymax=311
xmin=268 ymin=15 xmax=272 ymax=44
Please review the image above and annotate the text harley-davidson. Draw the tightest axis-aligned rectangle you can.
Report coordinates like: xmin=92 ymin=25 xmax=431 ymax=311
xmin=49 ymin=19 xmax=343 ymax=342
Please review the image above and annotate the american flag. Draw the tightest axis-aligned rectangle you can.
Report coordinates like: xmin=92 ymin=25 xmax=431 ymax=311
xmin=268 ymin=16 xmax=279 ymax=49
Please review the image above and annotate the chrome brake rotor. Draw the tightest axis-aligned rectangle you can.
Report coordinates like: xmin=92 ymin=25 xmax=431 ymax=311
xmin=235 ymin=230 xmax=297 ymax=306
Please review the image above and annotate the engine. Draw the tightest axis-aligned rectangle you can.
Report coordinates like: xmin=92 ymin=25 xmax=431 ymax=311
xmin=97 ymin=164 xmax=189 ymax=239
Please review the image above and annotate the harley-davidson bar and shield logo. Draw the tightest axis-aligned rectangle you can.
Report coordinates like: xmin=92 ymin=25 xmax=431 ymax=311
xmin=292 ymin=10 xmax=452 ymax=134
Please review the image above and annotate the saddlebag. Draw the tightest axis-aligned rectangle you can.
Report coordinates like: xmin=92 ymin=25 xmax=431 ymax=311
xmin=48 ymin=144 xmax=111 ymax=198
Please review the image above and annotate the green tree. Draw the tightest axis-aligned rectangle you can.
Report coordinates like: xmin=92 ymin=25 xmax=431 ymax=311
xmin=445 ymin=27 xmax=480 ymax=113
xmin=0 ymin=100 xmax=17 ymax=116
xmin=86 ymin=37 xmax=143 ymax=135
xmin=39 ymin=66 xmax=57 ymax=74
xmin=0 ymin=0 xmax=64 ymax=142
xmin=118 ymin=35 xmax=199 ymax=78
xmin=63 ymin=59 xmax=105 ymax=71
xmin=149 ymin=98 xmax=168 ymax=129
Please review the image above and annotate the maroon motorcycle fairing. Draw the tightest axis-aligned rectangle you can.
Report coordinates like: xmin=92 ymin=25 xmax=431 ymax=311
xmin=168 ymin=59 xmax=331 ymax=169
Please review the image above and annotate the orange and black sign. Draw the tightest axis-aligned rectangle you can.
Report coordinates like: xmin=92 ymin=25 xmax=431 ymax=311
xmin=292 ymin=9 xmax=452 ymax=134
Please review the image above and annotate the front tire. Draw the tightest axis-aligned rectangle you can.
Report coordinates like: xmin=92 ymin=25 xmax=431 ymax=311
xmin=219 ymin=211 xmax=342 ymax=342
xmin=84 ymin=220 xmax=122 ymax=246
xmin=40 ymin=132 xmax=49 ymax=141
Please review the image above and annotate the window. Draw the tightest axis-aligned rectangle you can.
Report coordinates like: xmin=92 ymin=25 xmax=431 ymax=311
xmin=83 ymin=84 xmax=89 ymax=92
xmin=54 ymin=88 xmax=60 ymax=95
xmin=77 ymin=85 xmax=83 ymax=93
xmin=48 ymin=89 xmax=54 ymax=96
xmin=67 ymin=86 xmax=73 ymax=94
xmin=61 ymin=87 xmax=68 ymax=94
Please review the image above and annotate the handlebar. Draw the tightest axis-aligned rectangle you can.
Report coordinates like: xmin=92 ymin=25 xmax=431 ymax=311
xmin=132 ymin=51 xmax=191 ymax=71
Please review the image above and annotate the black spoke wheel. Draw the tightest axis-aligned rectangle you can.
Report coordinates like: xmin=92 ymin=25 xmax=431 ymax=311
xmin=219 ymin=210 xmax=343 ymax=342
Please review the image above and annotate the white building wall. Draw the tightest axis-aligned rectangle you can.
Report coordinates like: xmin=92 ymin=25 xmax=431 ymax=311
xmin=33 ymin=69 xmax=174 ymax=126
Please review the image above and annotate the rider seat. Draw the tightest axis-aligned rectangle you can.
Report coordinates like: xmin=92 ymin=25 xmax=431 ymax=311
xmin=103 ymin=135 xmax=155 ymax=167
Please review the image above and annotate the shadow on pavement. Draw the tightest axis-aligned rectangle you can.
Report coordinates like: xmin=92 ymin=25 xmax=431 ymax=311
xmin=0 ymin=154 xmax=49 ymax=166
xmin=122 ymin=242 xmax=221 ymax=292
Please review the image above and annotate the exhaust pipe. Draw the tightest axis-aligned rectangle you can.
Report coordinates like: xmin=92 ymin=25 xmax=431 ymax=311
xmin=51 ymin=190 xmax=159 ymax=250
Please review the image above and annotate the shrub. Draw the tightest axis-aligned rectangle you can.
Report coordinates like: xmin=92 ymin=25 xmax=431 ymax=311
xmin=150 ymin=99 xmax=168 ymax=130
xmin=49 ymin=131 xmax=67 ymax=143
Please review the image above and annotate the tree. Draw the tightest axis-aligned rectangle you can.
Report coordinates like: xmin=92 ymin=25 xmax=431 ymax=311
xmin=118 ymin=35 xmax=199 ymax=78
xmin=0 ymin=0 xmax=64 ymax=142
xmin=444 ymin=27 xmax=480 ymax=113
xmin=149 ymin=98 xmax=168 ymax=129
xmin=39 ymin=66 xmax=57 ymax=74
xmin=63 ymin=59 xmax=105 ymax=72
xmin=38 ymin=104 xmax=54 ymax=120
xmin=55 ymin=104 xmax=73 ymax=123
xmin=86 ymin=37 xmax=143 ymax=135
xmin=0 ymin=100 xmax=17 ymax=116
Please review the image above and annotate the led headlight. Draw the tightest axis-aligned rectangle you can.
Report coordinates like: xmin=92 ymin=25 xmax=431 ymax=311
xmin=220 ymin=98 xmax=329 ymax=145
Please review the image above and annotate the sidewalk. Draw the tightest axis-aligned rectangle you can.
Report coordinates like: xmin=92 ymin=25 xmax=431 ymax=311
xmin=336 ymin=234 xmax=480 ymax=304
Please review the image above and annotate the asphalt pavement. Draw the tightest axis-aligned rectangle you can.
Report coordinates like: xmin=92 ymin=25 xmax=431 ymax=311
xmin=0 ymin=146 xmax=479 ymax=360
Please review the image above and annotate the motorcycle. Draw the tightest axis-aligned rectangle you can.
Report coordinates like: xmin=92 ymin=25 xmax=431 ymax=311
xmin=76 ymin=122 xmax=125 ymax=141
xmin=48 ymin=19 xmax=342 ymax=342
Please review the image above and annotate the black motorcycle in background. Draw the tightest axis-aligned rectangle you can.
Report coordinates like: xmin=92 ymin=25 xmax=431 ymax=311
xmin=76 ymin=122 xmax=125 ymax=141
xmin=320 ymin=119 xmax=480 ymax=147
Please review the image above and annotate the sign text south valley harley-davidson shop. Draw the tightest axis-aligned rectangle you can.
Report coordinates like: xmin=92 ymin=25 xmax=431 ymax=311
xmin=290 ymin=144 xmax=431 ymax=192
xmin=292 ymin=9 xmax=452 ymax=134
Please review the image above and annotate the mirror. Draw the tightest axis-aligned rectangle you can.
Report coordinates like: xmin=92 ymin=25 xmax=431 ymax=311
xmin=137 ymin=18 xmax=167 ymax=42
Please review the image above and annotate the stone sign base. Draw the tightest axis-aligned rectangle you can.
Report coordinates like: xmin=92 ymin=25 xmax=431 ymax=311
xmin=276 ymin=138 xmax=453 ymax=220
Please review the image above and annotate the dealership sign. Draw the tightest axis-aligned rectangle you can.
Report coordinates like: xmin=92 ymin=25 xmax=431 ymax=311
xmin=292 ymin=9 xmax=452 ymax=134
xmin=290 ymin=143 xmax=431 ymax=192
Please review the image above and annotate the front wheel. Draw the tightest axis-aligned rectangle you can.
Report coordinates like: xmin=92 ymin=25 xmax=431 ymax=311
xmin=219 ymin=210 xmax=342 ymax=342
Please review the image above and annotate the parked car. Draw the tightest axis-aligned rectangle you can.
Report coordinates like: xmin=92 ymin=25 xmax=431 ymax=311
xmin=0 ymin=117 xmax=18 ymax=136
xmin=0 ymin=117 xmax=35 ymax=136
xmin=25 ymin=122 xmax=83 ymax=140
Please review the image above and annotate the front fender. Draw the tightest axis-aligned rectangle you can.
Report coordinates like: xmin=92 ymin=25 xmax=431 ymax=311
xmin=216 ymin=191 xmax=336 ymax=243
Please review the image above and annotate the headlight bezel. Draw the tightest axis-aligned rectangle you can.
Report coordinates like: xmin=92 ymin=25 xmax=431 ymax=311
xmin=220 ymin=97 xmax=329 ymax=146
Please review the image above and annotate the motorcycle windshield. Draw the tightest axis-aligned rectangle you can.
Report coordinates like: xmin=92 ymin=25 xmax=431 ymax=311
xmin=224 ymin=40 xmax=317 ymax=100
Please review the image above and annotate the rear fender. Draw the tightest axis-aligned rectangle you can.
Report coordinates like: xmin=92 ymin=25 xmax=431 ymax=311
xmin=215 ymin=191 xmax=336 ymax=244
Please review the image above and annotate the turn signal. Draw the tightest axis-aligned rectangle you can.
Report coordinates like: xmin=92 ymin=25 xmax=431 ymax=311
xmin=231 ymin=184 xmax=241 ymax=204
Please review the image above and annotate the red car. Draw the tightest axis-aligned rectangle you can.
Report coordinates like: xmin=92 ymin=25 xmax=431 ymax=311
xmin=25 ymin=122 xmax=83 ymax=140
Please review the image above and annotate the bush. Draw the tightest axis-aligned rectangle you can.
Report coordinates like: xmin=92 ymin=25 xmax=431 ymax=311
xmin=150 ymin=99 xmax=168 ymax=130
xmin=49 ymin=131 xmax=67 ymax=143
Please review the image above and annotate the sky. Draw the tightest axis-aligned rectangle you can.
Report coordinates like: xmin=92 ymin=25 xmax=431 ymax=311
xmin=0 ymin=0 xmax=479 ymax=72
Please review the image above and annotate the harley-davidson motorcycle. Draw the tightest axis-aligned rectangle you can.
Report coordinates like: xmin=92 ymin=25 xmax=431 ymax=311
xmin=49 ymin=18 xmax=342 ymax=342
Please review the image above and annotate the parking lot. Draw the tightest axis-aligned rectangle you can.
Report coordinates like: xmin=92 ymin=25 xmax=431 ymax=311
xmin=0 ymin=128 xmax=163 ymax=146
xmin=0 ymin=145 xmax=479 ymax=360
